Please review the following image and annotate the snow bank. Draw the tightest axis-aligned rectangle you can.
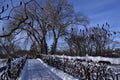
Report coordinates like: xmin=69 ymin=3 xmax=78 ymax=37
xmin=87 ymin=56 xmax=120 ymax=64
xmin=37 ymin=58 xmax=79 ymax=80
xmin=18 ymin=60 xmax=28 ymax=80
xmin=0 ymin=59 xmax=6 ymax=68
xmin=48 ymin=54 xmax=120 ymax=64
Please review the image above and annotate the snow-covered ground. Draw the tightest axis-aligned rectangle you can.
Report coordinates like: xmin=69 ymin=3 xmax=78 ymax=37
xmin=0 ymin=59 xmax=6 ymax=68
xmin=0 ymin=59 xmax=7 ymax=79
xmin=19 ymin=59 xmax=62 ymax=80
xmin=18 ymin=60 xmax=28 ymax=80
xmin=1 ymin=56 xmax=27 ymax=80
xmin=37 ymin=58 xmax=79 ymax=80
xmin=41 ymin=54 xmax=120 ymax=79
xmin=48 ymin=54 xmax=120 ymax=64
xmin=1 ymin=55 xmax=120 ymax=80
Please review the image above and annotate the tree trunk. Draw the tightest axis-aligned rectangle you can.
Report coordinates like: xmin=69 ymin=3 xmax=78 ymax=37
xmin=40 ymin=41 xmax=44 ymax=54
xmin=43 ymin=37 xmax=48 ymax=54
xmin=40 ymin=36 xmax=48 ymax=54
xmin=51 ymin=38 xmax=58 ymax=54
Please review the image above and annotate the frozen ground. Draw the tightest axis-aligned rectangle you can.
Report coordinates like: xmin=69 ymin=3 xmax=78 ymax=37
xmin=49 ymin=54 xmax=120 ymax=64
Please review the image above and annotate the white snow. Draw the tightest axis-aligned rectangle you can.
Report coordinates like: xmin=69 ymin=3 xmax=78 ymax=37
xmin=86 ymin=56 xmax=120 ymax=64
xmin=19 ymin=59 xmax=62 ymax=80
xmin=46 ymin=54 xmax=120 ymax=64
xmin=0 ymin=59 xmax=6 ymax=68
xmin=18 ymin=60 xmax=28 ymax=80
xmin=37 ymin=58 xmax=79 ymax=80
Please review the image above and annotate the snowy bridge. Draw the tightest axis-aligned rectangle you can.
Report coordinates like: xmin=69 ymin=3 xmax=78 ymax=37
xmin=19 ymin=59 xmax=62 ymax=80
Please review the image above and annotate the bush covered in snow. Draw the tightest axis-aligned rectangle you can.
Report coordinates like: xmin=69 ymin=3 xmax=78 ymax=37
xmin=0 ymin=55 xmax=27 ymax=80
xmin=41 ymin=54 xmax=120 ymax=80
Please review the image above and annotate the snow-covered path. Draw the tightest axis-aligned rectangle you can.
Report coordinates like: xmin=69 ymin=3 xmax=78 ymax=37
xmin=20 ymin=59 xmax=62 ymax=80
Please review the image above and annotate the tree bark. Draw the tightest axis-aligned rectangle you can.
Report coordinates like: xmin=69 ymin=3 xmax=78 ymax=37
xmin=51 ymin=38 xmax=58 ymax=54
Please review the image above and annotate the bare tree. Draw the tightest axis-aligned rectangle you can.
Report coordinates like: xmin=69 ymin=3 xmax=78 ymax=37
xmin=0 ymin=0 xmax=89 ymax=55
xmin=44 ymin=0 xmax=89 ymax=54
xmin=0 ymin=28 xmax=21 ymax=56
xmin=89 ymin=24 xmax=112 ymax=55
xmin=2 ymin=0 xmax=50 ymax=54
xmin=65 ymin=28 xmax=88 ymax=56
xmin=0 ymin=0 xmax=33 ymax=37
xmin=66 ymin=23 xmax=114 ymax=56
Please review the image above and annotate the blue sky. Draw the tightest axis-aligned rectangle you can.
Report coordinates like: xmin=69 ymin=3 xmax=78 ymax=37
xmin=1 ymin=0 xmax=120 ymax=31
xmin=0 ymin=0 xmax=120 ymax=49
xmin=68 ymin=0 xmax=120 ymax=31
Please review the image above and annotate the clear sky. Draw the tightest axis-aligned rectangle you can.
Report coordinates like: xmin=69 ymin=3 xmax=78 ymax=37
xmin=68 ymin=0 xmax=120 ymax=31
xmin=0 ymin=0 xmax=120 ymax=49
xmin=1 ymin=0 xmax=120 ymax=31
